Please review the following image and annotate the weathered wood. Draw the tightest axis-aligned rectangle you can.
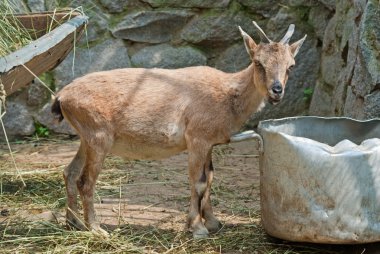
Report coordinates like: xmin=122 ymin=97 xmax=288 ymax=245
xmin=12 ymin=11 xmax=81 ymax=39
xmin=0 ymin=14 xmax=88 ymax=96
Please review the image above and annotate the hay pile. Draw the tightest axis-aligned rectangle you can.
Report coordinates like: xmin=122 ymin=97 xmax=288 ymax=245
xmin=0 ymin=1 xmax=32 ymax=57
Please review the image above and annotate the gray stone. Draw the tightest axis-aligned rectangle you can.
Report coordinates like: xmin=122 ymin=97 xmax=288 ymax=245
xmin=215 ymin=43 xmax=250 ymax=73
xmin=112 ymin=10 xmax=194 ymax=43
xmin=237 ymin=0 xmax=281 ymax=18
xmin=141 ymin=0 xmax=230 ymax=8
xmin=310 ymin=0 xmax=380 ymax=119
xmin=308 ymin=5 xmax=332 ymax=40
xmin=341 ymin=0 xmax=380 ymax=119
xmin=343 ymin=86 xmax=365 ymax=119
xmin=309 ymin=3 xmax=347 ymax=115
xmin=309 ymin=81 xmax=334 ymax=116
xmin=100 ymin=0 xmax=130 ymax=13
xmin=27 ymin=80 xmax=49 ymax=107
xmin=27 ymin=0 xmax=45 ymax=12
xmin=359 ymin=0 xmax=380 ymax=87
xmin=319 ymin=0 xmax=336 ymax=10
xmin=350 ymin=54 xmax=373 ymax=99
xmin=364 ymin=90 xmax=380 ymax=119
xmin=2 ymin=101 xmax=35 ymax=136
xmin=181 ymin=12 xmax=252 ymax=47
xmin=264 ymin=7 xmax=301 ymax=42
xmin=45 ymin=0 xmax=58 ymax=11
xmin=69 ymin=0 xmax=110 ymax=43
xmin=8 ymin=0 xmax=28 ymax=13
xmin=131 ymin=44 xmax=207 ymax=69
xmin=286 ymin=0 xmax=318 ymax=7
xmin=54 ymin=39 xmax=131 ymax=89
xmin=36 ymin=103 xmax=76 ymax=135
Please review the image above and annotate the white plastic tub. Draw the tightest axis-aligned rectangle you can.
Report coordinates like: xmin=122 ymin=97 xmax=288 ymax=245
xmin=257 ymin=117 xmax=380 ymax=243
xmin=232 ymin=116 xmax=380 ymax=243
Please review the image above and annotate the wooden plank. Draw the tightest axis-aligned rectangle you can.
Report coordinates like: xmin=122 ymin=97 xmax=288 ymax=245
xmin=0 ymin=15 xmax=88 ymax=95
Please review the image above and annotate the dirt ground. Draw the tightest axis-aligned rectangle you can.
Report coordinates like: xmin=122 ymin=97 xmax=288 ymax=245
xmin=1 ymin=138 xmax=260 ymax=230
xmin=0 ymin=137 xmax=380 ymax=253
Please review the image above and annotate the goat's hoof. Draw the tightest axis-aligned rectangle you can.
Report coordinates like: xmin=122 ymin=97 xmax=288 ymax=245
xmin=66 ymin=218 xmax=86 ymax=231
xmin=205 ymin=219 xmax=222 ymax=233
xmin=192 ymin=227 xmax=209 ymax=239
xmin=91 ymin=225 xmax=109 ymax=237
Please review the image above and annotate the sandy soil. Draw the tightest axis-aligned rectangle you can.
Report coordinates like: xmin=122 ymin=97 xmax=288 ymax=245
xmin=1 ymin=138 xmax=260 ymax=232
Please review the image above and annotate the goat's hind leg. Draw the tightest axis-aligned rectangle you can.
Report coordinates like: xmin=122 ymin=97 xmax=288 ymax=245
xmin=77 ymin=140 xmax=109 ymax=236
xmin=64 ymin=142 xmax=86 ymax=230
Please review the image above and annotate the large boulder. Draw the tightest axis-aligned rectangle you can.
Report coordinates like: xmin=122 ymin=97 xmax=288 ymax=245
xmin=112 ymin=10 xmax=194 ymax=43
xmin=364 ymin=90 xmax=380 ymax=119
xmin=215 ymin=43 xmax=250 ymax=73
xmin=2 ymin=101 xmax=35 ymax=137
xmin=26 ymin=80 xmax=49 ymax=107
xmin=140 ymin=0 xmax=230 ymax=8
xmin=131 ymin=44 xmax=207 ymax=69
xmin=308 ymin=4 xmax=333 ymax=40
xmin=358 ymin=0 xmax=380 ymax=90
xmin=36 ymin=104 xmax=76 ymax=135
xmin=237 ymin=0 xmax=281 ymax=18
xmin=309 ymin=0 xmax=380 ymax=119
xmin=8 ymin=0 xmax=28 ymax=13
xmin=27 ymin=0 xmax=45 ymax=12
xmin=286 ymin=0 xmax=335 ymax=9
xmin=54 ymin=39 xmax=131 ymax=89
xmin=180 ymin=12 xmax=253 ymax=47
xmin=68 ymin=0 xmax=110 ymax=43
xmin=99 ymin=0 xmax=131 ymax=13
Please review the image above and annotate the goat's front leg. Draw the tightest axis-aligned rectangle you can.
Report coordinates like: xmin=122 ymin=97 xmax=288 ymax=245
xmin=201 ymin=153 xmax=222 ymax=233
xmin=76 ymin=145 xmax=108 ymax=236
xmin=186 ymin=140 xmax=217 ymax=238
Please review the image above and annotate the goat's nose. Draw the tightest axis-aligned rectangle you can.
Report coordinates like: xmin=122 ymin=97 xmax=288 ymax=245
xmin=271 ymin=81 xmax=283 ymax=95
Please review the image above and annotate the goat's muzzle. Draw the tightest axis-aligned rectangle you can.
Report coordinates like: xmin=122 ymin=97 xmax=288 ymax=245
xmin=268 ymin=81 xmax=284 ymax=105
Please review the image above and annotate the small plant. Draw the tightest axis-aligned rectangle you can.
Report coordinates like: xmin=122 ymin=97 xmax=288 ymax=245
xmin=303 ymin=86 xmax=313 ymax=102
xmin=34 ymin=122 xmax=50 ymax=138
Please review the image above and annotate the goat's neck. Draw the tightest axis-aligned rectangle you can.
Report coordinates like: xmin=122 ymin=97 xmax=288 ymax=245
xmin=227 ymin=64 xmax=265 ymax=130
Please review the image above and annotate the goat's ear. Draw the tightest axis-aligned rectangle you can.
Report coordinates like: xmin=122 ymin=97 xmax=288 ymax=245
xmin=239 ymin=26 xmax=257 ymax=59
xmin=290 ymin=34 xmax=307 ymax=57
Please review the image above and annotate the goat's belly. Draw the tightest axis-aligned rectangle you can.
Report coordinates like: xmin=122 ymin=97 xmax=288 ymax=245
xmin=111 ymin=121 xmax=187 ymax=160
xmin=111 ymin=141 xmax=186 ymax=160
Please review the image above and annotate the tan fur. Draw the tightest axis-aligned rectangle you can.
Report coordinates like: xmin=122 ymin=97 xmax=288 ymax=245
xmin=55 ymin=23 xmax=306 ymax=238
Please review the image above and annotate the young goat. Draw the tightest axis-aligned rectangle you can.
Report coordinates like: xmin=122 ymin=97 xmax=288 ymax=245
xmin=52 ymin=22 xmax=306 ymax=238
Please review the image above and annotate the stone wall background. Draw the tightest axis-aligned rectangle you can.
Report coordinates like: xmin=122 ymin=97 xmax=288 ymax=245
xmin=3 ymin=0 xmax=379 ymax=137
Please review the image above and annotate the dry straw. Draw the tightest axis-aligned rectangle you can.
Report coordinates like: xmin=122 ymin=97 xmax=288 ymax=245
xmin=0 ymin=1 xmax=32 ymax=57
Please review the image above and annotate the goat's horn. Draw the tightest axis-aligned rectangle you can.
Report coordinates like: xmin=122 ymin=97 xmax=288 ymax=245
xmin=238 ymin=26 xmax=248 ymax=37
xmin=252 ymin=21 xmax=272 ymax=43
xmin=280 ymin=24 xmax=295 ymax=44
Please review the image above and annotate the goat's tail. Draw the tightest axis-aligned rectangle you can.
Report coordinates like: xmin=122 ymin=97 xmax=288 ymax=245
xmin=51 ymin=96 xmax=64 ymax=122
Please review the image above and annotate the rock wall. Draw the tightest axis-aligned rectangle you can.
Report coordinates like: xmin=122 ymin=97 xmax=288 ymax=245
xmin=3 ymin=0 xmax=379 ymax=137
xmin=309 ymin=0 xmax=380 ymax=120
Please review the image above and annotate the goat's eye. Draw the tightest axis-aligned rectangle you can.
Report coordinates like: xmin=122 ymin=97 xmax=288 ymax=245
xmin=287 ymin=65 xmax=295 ymax=72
